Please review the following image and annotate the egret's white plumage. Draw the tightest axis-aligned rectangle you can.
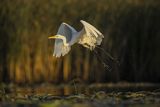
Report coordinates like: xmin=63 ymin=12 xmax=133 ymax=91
xmin=48 ymin=20 xmax=104 ymax=57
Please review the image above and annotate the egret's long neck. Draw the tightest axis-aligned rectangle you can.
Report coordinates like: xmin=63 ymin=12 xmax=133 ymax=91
xmin=48 ymin=35 xmax=68 ymax=46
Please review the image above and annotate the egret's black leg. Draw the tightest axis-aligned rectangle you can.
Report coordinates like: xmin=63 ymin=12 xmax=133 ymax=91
xmin=93 ymin=50 xmax=112 ymax=71
xmin=95 ymin=46 xmax=120 ymax=65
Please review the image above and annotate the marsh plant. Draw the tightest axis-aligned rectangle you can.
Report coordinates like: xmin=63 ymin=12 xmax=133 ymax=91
xmin=0 ymin=0 xmax=160 ymax=84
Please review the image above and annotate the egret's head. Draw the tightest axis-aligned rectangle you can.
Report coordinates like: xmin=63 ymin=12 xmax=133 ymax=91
xmin=48 ymin=35 xmax=69 ymax=46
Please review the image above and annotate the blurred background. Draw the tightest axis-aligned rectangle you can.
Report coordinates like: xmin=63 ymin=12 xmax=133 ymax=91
xmin=0 ymin=0 xmax=160 ymax=84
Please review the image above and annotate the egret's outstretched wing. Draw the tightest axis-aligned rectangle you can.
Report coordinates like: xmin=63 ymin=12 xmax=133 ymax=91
xmin=78 ymin=20 xmax=104 ymax=50
xmin=54 ymin=23 xmax=77 ymax=57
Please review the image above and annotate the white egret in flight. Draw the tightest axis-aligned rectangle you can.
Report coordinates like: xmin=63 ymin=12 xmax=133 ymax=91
xmin=48 ymin=20 xmax=104 ymax=57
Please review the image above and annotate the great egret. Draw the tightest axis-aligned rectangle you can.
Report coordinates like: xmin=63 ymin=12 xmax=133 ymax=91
xmin=48 ymin=20 xmax=104 ymax=57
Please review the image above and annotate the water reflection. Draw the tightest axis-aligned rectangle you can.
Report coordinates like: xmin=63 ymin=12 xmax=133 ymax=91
xmin=1 ymin=83 xmax=160 ymax=107
xmin=8 ymin=83 xmax=160 ymax=96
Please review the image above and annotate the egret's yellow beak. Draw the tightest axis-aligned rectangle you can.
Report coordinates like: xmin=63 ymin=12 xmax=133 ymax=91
xmin=48 ymin=35 xmax=56 ymax=39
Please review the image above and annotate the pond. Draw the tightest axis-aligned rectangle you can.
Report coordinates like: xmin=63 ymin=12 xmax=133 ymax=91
xmin=0 ymin=83 xmax=160 ymax=107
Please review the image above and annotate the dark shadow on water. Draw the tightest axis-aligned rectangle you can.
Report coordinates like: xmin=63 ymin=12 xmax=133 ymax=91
xmin=4 ymin=83 xmax=160 ymax=96
xmin=1 ymin=83 xmax=160 ymax=107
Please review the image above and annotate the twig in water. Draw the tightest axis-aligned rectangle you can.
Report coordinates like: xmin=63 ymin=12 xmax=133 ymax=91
xmin=73 ymin=79 xmax=78 ymax=95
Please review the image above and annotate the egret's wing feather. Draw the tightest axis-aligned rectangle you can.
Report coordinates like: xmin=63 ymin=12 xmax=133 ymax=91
xmin=53 ymin=39 xmax=71 ymax=57
xmin=53 ymin=23 xmax=76 ymax=57
xmin=78 ymin=20 xmax=104 ymax=50
xmin=80 ymin=20 xmax=104 ymax=38
xmin=57 ymin=23 xmax=77 ymax=42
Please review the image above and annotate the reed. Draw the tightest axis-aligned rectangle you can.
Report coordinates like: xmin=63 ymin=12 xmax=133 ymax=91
xmin=0 ymin=0 xmax=159 ymax=84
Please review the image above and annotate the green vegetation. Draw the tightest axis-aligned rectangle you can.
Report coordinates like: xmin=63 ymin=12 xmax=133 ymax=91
xmin=0 ymin=0 xmax=160 ymax=84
